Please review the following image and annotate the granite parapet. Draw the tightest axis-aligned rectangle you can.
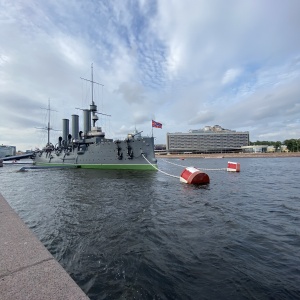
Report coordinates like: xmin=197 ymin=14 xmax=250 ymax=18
xmin=0 ymin=193 xmax=89 ymax=300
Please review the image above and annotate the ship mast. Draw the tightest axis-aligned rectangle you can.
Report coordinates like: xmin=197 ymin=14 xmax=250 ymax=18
xmin=91 ymin=63 xmax=94 ymax=105
xmin=47 ymin=99 xmax=51 ymax=144
xmin=38 ymin=99 xmax=57 ymax=146
xmin=80 ymin=63 xmax=104 ymax=105
xmin=80 ymin=63 xmax=105 ymax=127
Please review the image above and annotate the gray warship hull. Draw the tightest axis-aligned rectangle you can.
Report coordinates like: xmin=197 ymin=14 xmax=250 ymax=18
xmin=34 ymin=136 xmax=157 ymax=170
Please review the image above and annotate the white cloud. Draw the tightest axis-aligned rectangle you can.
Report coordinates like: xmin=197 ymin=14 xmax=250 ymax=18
xmin=115 ymin=82 xmax=146 ymax=104
xmin=0 ymin=0 xmax=300 ymax=151
xmin=222 ymin=68 xmax=242 ymax=85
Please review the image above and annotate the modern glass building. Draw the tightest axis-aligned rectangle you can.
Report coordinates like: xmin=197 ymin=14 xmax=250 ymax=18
xmin=166 ymin=125 xmax=249 ymax=154
xmin=0 ymin=145 xmax=16 ymax=158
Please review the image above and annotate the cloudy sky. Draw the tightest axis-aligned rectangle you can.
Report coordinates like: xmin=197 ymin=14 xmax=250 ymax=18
xmin=1 ymin=0 xmax=300 ymax=151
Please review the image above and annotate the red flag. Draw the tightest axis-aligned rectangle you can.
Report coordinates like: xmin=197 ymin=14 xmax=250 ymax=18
xmin=152 ymin=120 xmax=162 ymax=129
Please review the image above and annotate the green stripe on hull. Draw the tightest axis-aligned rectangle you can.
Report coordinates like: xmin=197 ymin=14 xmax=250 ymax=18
xmin=34 ymin=162 xmax=157 ymax=170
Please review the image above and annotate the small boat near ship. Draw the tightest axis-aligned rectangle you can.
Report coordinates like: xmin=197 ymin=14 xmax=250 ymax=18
xmin=33 ymin=66 xmax=157 ymax=170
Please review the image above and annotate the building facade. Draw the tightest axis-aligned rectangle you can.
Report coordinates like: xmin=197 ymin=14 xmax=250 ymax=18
xmin=166 ymin=125 xmax=249 ymax=154
xmin=241 ymin=145 xmax=268 ymax=153
xmin=0 ymin=145 xmax=16 ymax=158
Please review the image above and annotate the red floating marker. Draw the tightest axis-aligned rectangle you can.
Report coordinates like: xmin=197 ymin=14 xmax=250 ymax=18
xmin=227 ymin=161 xmax=240 ymax=172
xmin=180 ymin=167 xmax=210 ymax=185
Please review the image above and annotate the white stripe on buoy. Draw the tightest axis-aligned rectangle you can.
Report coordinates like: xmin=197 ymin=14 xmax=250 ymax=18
xmin=180 ymin=167 xmax=210 ymax=185
xmin=227 ymin=161 xmax=240 ymax=172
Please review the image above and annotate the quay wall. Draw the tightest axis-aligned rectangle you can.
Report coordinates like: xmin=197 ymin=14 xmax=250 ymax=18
xmin=0 ymin=193 xmax=89 ymax=300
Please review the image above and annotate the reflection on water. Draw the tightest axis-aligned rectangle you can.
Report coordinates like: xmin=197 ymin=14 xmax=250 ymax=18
xmin=1 ymin=158 xmax=300 ymax=299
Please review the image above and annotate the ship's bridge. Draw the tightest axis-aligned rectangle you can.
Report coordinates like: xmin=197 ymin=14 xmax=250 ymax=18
xmin=86 ymin=127 xmax=105 ymax=138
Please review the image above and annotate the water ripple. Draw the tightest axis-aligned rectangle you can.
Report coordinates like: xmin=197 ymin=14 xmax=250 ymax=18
xmin=1 ymin=158 xmax=300 ymax=299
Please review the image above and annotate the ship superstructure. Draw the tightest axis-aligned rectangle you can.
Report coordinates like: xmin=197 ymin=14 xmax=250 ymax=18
xmin=33 ymin=66 xmax=157 ymax=170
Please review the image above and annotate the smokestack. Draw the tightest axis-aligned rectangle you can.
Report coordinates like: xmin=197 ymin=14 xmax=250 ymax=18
xmin=71 ymin=114 xmax=79 ymax=140
xmin=62 ymin=119 xmax=69 ymax=143
xmin=83 ymin=109 xmax=91 ymax=136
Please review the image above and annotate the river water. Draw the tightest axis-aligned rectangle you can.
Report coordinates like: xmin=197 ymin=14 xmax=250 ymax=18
xmin=1 ymin=157 xmax=299 ymax=299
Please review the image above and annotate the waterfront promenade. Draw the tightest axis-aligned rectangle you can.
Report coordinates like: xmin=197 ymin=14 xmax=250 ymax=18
xmin=0 ymin=193 xmax=89 ymax=300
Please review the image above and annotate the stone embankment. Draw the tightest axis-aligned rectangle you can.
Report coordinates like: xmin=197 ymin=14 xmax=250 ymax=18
xmin=0 ymin=193 xmax=89 ymax=300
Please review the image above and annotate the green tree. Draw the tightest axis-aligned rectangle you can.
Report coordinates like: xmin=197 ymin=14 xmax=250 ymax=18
xmin=274 ymin=141 xmax=282 ymax=152
xmin=284 ymin=139 xmax=297 ymax=152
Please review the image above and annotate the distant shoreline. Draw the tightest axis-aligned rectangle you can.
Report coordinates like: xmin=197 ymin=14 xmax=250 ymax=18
xmin=156 ymin=152 xmax=300 ymax=159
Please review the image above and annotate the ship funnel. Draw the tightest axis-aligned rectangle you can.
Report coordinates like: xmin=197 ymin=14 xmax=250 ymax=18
xmin=71 ymin=114 xmax=79 ymax=140
xmin=62 ymin=119 xmax=69 ymax=144
xmin=83 ymin=109 xmax=91 ymax=136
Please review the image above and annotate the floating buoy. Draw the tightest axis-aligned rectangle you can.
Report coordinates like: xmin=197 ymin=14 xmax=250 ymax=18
xmin=180 ymin=167 xmax=210 ymax=185
xmin=227 ymin=161 xmax=240 ymax=172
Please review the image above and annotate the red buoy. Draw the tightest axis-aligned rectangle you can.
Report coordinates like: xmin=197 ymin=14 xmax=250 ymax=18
xmin=180 ymin=167 xmax=210 ymax=185
xmin=227 ymin=161 xmax=240 ymax=172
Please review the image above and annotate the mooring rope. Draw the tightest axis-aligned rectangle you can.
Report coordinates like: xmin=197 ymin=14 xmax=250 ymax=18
xmin=162 ymin=159 xmax=227 ymax=171
xmin=142 ymin=154 xmax=180 ymax=179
